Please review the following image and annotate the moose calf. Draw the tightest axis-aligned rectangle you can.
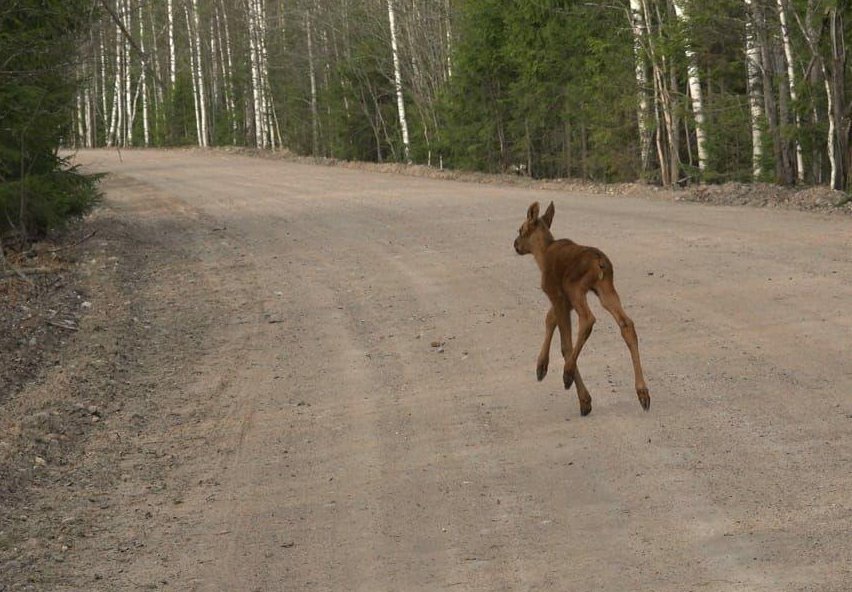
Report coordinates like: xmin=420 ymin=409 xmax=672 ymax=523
xmin=514 ymin=201 xmax=650 ymax=416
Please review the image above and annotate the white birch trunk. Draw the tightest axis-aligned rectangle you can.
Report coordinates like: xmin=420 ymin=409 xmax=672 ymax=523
xmin=148 ymin=6 xmax=164 ymax=111
xmin=100 ymin=31 xmax=109 ymax=143
xmin=247 ymin=0 xmax=265 ymax=147
xmin=640 ymin=0 xmax=677 ymax=185
xmin=672 ymin=0 xmax=708 ymax=173
xmin=218 ymin=0 xmax=238 ymax=144
xmin=167 ymin=0 xmax=176 ymax=89
xmin=256 ymin=0 xmax=274 ymax=149
xmin=823 ymin=73 xmax=838 ymax=189
xmin=138 ymin=0 xmax=150 ymax=146
xmin=76 ymin=88 xmax=85 ymax=148
xmin=826 ymin=8 xmax=845 ymax=190
xmin=744 ymin=0 xmax=764 ymax=179
xmin=124 ymin=0 xmax=133 ymax=146
xmin=184 ymin=4 xmax=203 ymax=146
xmin=796 ymin=4 xmax=836 ymax=186
xmin=628 ymin=0 xmax=652 ymax=175
xmin=306 ymin=9 xmax=319 ymax=155
xmin=445 ymin=0 xmax=453 ymax=79
xmin=110 ymin=15 xmax=123 ymax=147
xmin=387 ymin=0 xmax=411 ymax=163
xmin=191 ymin=0 xmax=209 ymax=147
xmin=777 ymin=0 xmax=804 ymax=182
xmin=210 ymin=19 xmax=220 ymax=108
xmin=84 ymin=63 xmax=94 ymax=148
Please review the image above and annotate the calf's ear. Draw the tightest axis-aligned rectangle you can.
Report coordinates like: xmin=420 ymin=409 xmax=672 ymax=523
xmin=526 ymin=202 xmax=540 ymax=222
xmin=542 ymin=202 xmax=555 ymax=228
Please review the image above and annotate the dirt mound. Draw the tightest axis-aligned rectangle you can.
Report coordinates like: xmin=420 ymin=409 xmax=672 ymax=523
xmin=679 ymin=182 xmax=852 ymax=214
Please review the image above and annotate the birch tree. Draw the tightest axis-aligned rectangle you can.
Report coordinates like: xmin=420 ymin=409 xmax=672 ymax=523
xmin=123 ymin=0 xmax=133 ymax=146
xmin=247 ymin=0 xmax=276 ymax=148
xmin=641 ymin=0 xmax=678 ymax=186
xmin=671 ymin=0 xmax=708 ymax=174
xmin=793 ymin=0 xmax=846 ymax=190
xmin=387 ymin=0 xmax=411 ymax=163
xmin=744 ymin=0 xmax=764 ymax=179
xmin=216 ymin=0 xmax=237 ymax=143
xmin=628 ymin=0 xmax=652 ymax=176
xmin=306 ymin=7 xmax=319 ymax=155
xmin=776 ymin=0 xmax=804 ymax=182
xmin=167 ymin=0 xmax=177 ymax=89
xmin=191 ymin=0 xmax=209 ymax=147
xmin=138 ymin=0 xmax=150 ymax=146
xmin=184 ymin=3 xmax=203 ymax=146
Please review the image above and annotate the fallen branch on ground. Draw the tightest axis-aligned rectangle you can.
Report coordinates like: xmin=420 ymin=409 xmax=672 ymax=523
xmin=48 ymin=230 xmax=98 ymax=253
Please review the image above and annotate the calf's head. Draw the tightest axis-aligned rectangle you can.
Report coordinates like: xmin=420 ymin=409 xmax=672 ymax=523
xmin=514 ymin=201 xmax=555 ymax=255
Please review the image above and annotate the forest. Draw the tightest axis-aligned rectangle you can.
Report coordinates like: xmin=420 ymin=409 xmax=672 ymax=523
xmin=3 ymin=0 xmax=852 ymax=238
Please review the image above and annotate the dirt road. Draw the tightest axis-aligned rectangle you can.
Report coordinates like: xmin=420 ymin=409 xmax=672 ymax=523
xmin=11 ymin=149 xmax=852 ymax=591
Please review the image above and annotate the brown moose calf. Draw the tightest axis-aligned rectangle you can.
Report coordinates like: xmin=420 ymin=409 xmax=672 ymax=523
xmin=514 ymin=201 xmax=650 ymax=416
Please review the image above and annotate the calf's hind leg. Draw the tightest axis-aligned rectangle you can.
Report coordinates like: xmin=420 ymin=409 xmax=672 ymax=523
xmin=595 ymin=281 xmax=650 ymax=411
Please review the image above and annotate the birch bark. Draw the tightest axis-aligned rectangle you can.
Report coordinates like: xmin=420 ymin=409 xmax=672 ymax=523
xmin=744 ymin=0 xmax=764 ymax=179
xmin=793 ymin=0 xmax=841 ymax=187
xmin=671 ymin=0 xmax=708 ymax=173
xmin=247 ymin=0 xmax=265 ymax=147
xmin=184 ymin=4 xmax=203 ymax=146
xmin=124 ymin=0 xmax=133 ymax=146
xmin=191 ymin=0 xmax=209 ymax=146
xmin=776 ymin=0 xmax=804 ymax=182
xmin=138 ymin=0 xmax=150 ymax=146
xmin=387 ymin=0 xmax=411 ymax=163
xmin=445 ymin=0 xmax=453 ymax=79
xmin=99 ymin=31 xmax=108 ymax=139
xmin=628 ymin=0 xmax=652 ymax=175
xmin=217 ymin=0 xmax=238 ymax=143
xmin=306 ymin=8 xmax=319 ymax=155
xmin=167 ymin=0 xmax=176 ymax=89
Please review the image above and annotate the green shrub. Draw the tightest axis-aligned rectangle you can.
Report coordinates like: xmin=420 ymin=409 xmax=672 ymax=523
xmin=0 ymin=0 xmax=99 ymax=240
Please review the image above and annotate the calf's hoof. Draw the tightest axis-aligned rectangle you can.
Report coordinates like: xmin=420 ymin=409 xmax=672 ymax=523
xmin=637 ymin=387 xmax=650 ymax=411
xmin=579 ymin=398 xmax=592 ymax=417
xmin=563 ymin=369 xmax=574 ymax=390
xmin=536 ymin=359 xmax=548 ymax=382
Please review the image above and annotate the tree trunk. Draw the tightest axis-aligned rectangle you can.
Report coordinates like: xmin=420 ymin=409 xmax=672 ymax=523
xmin=124 ymin=0 xmax=133 ymax=146
xmin=109 ymin=13 xmax=123 ymax=147
xmin=777 ymin=0 xmax=805 ymax=182
xmin=750 ymin=0 xmax=793 ymax=184
xmin=191 ymin=0 xmax=209 ymax=147
xmin=827 ymin=8 xmax=848 ymax=190
xmin=167 ymin=0 xmax=176 ymax=89
xmin=444 ymin=0 xmax=453 ymax=79
xmin=671 ymin=0 xmax=708 ymax=175
xmin=256 ymin=0 xmax=278 ymax=149
xmin=147 ymin=5 xmax=163 ymax=140
xmin=100 ymin=30 xmax=109 ymax=144
xmin=184 ymin=4 xmax=203 ymax=146
xmin=744 ymin=0 xmax=764 ymax=180
xmin=628 ymin=0 xmax=653 ymax=177
xmin=387 ymin=0 xmax=411 ymax=163
xmin=218 ymin=0 xmax=238 ymax=144
xmin=795 ymin=0 xmax=843 ymax=188
xmin=306 ymin=8 xmax=319 ymax=155
xmin=138 ymin=0 xmax=150 ymax=146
